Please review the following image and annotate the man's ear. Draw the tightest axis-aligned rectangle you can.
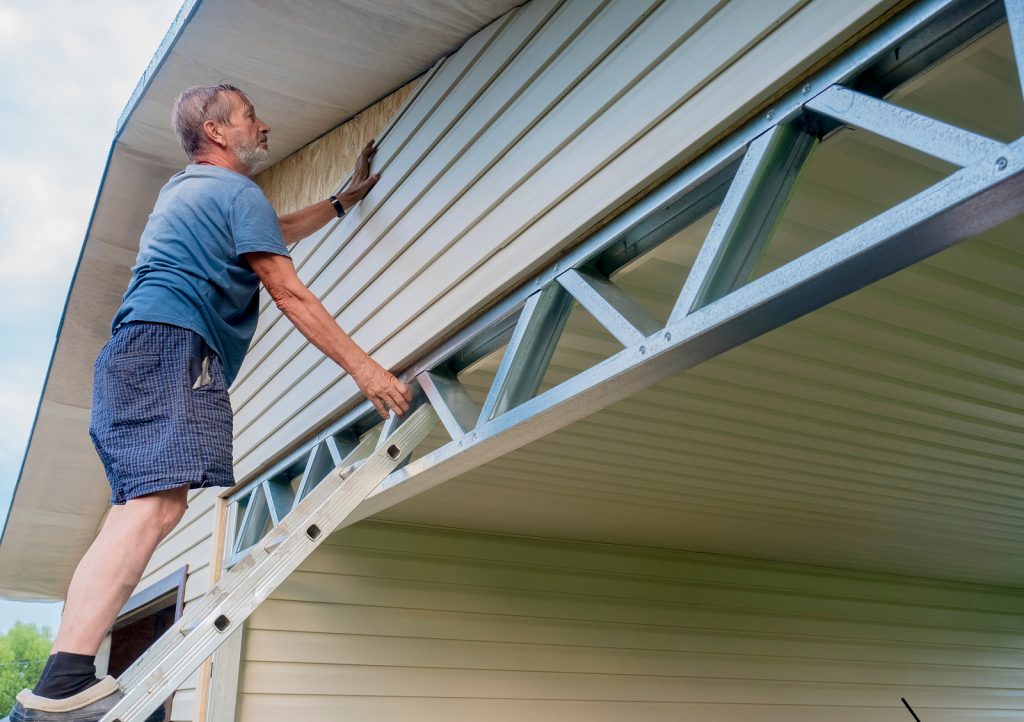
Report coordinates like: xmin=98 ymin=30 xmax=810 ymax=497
xmin=202 ymin=118 xmax=228 ymax=149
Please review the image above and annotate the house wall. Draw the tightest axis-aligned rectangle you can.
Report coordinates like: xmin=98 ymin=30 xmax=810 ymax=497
xmin=228 ymin=0 xmax=902 ymax=484
xmin=235 ymin=521 xmax=1024 ymax=721
xmin=138 ymin=0 xmax=917 ymax=718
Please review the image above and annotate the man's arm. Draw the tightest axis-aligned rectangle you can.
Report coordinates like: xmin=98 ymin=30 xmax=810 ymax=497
xmin=278 ymin=140 xmax=381 ymax=245
xmin=245 ymin=251 xmax=411 ymax=418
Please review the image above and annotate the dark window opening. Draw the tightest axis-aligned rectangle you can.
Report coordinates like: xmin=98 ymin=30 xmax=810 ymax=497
xmin=108 ymin=566 xmax=187 ymax=722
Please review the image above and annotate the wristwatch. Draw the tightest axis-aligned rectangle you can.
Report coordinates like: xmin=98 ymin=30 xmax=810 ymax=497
xmin=329 ymin=195 xmax=345 ymax=218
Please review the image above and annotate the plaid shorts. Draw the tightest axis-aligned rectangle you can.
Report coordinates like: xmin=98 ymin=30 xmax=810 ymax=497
xmin=89 ymin=321 xmax=236 ymax=504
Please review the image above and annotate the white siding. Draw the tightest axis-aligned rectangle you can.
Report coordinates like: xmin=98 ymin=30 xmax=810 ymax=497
xmin=230 ymin=0 xmax=898 ymax=481
xmin=236 ymin=521 xmax=1024 ymax=721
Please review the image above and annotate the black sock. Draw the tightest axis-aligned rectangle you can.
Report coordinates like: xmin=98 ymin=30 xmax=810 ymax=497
xmin=32 ymin=652 xmax=99 ymax=699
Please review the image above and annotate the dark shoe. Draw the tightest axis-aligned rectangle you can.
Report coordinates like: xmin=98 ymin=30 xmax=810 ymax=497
xmin=5 ymin=677 xmax=122 ymax=721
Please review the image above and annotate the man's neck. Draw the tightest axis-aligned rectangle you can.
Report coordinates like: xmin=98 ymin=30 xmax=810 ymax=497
xmin=191 ymin=150 xmax=251 ymax=176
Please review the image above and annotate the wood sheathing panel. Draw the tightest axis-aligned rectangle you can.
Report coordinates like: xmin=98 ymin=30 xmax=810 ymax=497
xmin=229 ymin=0 xmax=898 ymax=482
xmin=235 ymin=522 xmax=1024 ymax=721
xmin=255 ymin=80 xmax=420 ymax=216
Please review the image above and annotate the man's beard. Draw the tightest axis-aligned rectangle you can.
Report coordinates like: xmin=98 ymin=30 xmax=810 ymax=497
xmin=231 ymin=135 xmax=270 ymax=174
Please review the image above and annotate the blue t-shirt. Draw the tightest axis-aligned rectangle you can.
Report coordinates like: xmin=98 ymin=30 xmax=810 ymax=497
xmin=112 ymin=164 xmax=289 ymax=386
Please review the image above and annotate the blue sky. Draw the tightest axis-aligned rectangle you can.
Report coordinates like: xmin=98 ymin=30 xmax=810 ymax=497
xmin=0 ymin=0 xmax=184 ymax=634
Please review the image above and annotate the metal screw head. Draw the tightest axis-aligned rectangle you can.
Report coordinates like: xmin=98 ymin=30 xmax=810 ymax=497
xmin=765 ymin=109 xmax=775 ymax=121
xmin=996 ymin=156 xmax=1008 ymax=171
xmin=801 ymin=83 xmax=811 ymax=94
xmin=534 ymin=278 xmax=541 ymax=286
xmin=554 ymin=263 xmax=560 ymax=272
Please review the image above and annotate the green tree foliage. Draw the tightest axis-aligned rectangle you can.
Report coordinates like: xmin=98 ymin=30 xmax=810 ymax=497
xmin=0 ymin=623 xmax=52 ymax=716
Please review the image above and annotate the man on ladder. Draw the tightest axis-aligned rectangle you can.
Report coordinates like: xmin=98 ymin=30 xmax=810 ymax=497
xmin=8 ymin=84 xmax=411 ymax=722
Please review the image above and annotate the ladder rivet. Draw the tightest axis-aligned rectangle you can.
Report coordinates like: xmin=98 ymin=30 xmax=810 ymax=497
xmin=664 ymin=332 xmax=671 ymax=341
xmin=639 ymin=345 xmax=646 ymax=355
xmin=995 ymin=156 xmax=1008 ymax=171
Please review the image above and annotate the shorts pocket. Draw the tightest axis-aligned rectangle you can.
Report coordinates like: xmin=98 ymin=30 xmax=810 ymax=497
xmin=104 ymin=352 xmax=166 ymax=424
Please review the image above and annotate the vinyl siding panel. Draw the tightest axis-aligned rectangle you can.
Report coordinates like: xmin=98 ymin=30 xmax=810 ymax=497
xmin=230 ymin=0 xmax=898 ymax=481
xmin=235 ymin=522 xmax=1024 ymax=721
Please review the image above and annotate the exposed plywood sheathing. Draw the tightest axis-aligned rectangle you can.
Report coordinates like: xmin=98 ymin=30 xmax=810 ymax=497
xmin=255 ymin=80 xmax=420 ymax=216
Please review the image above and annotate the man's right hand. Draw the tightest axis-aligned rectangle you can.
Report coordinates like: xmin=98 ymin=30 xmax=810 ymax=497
xmin=337 ymin=140 xmax=380 ymax=210
xmin=353 ymin=357 xmax=412 ymax=419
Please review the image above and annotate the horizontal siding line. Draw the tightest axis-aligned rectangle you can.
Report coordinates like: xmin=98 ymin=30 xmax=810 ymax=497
xmin=703 ymin=353 xmax=1024 ymax=431
xmin=452 ymin=473 xmax=1024 ymax=549
xmin=752 ymin=318 xmax=1024 ymax=402
xmin=282 ymin=566 xmax=1024 ymax=627
xmin=514 ymin=409 xmax=1024 ymax=492
xmin=464 ymin=463 xmax=1024 ymax=544
xmin=248 ymin=606 xmax=1024 ymax=653
xmin=319 ymin=525 xmax=1024 ymax=603
xmin=590 ymin=386 xmax=1024 ymax=475
xmin=234 ymin=692 xmax=1016 ymax=710
xmin=740 ymin=337 xmax=1024 ymax=417
xmin=647 ymin=366 xmax=1024 ymax=462
xmin=486 ymin=434 xmax=1024 ymax=521
xmin=296 ymin=553 xmax=1024 ymax=616
xmin=234 ymin=658 xmax=1024 ymax=690
xmin=230 ymin=0 xmax=683 ymax=424
xmin=257 ymin=595 xmax=1024 ymax=642
xmin=243 ymin=629 xmax=1024 ymax=670
xmin=677 ymin=367 xmax=1024 ymax=450
xmin=497 ymin=426 xmax=1024 ymax=515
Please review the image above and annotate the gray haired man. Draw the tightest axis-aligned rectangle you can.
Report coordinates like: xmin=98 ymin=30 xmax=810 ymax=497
xmin=7 ymin=84 xmax=410 ymax=722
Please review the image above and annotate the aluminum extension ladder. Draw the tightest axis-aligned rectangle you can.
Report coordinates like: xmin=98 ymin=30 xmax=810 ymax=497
xmin=98 ymin=404 xmax=439 ymax=722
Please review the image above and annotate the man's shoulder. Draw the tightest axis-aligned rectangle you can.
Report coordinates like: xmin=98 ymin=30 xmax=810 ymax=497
xmin=164 ymin=165 xmax=264 ymax=205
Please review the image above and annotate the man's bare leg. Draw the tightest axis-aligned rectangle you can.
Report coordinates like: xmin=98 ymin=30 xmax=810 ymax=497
xmin=52 ymin=486 xmax=189 ymax=656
